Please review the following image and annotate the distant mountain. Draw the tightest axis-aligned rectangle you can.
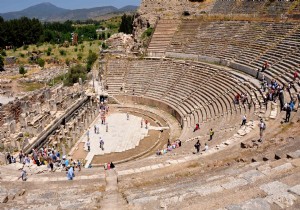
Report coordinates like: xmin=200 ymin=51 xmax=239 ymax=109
xmin=0 ymin=2 xmax=138 ymax=21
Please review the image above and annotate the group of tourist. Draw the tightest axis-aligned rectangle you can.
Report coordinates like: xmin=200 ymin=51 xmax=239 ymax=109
xmin=259 ymin=69 xmax=298 ymax=123
xmin=156 ymin=139 xmax=182 ymax=155
xmin=8 ymin=147 xmax=83 ymax=181
xmin=234 ymin=92 xmax=250 ymax=107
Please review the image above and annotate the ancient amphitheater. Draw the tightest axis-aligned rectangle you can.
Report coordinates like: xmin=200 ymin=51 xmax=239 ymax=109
xmin=1 ymin=0 xmax=300 ymax=209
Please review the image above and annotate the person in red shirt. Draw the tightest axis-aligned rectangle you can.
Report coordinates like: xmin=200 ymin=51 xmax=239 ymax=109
xmin=294 ymin=70 xmax=299 ymax=81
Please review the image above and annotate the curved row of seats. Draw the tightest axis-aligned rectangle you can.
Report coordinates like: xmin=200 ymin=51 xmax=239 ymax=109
xmin=211 ymin=0 xmax=294 ymax=16
xmin=104 ymin=58 xmax=263 ymax=140
xmin=165 ymin=19 xmax=300 ymax=91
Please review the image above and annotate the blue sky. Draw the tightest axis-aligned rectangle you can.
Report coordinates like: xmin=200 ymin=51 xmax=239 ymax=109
xmin=0 ymin=0 xmax=141 ymax=13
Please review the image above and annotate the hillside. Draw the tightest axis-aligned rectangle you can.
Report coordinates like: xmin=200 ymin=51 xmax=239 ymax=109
xmin=0 ymin=2 xmax=138 ymax=21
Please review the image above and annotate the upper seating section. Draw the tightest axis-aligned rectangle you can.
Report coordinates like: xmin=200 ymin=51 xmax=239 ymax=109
xmin=211 ymin=0 xmax=294 ymax=16
xmin=166 ymin=19 xmax=300 ymax=87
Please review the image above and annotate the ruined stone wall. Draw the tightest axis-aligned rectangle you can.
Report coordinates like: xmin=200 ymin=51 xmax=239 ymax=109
xmin=133 ymin=0 xmax=213 ymax=53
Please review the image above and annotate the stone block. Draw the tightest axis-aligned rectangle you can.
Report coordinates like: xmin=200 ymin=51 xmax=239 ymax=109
xmin=195 ymin=185 xmax=223 ymax=196
xmin=288 ymin=185 xmax=300 ymax=196
xmin=260 ymin=181 xmax=289 ymax=195
xmin=239 ymin=170 xmax=266 ymax=183
xmin=265 ymin=193 xmax=296 ymax=209
xmin=221 ymin=178 xmax=248 ymax=190
xmin=287 ymin=150 xmax=300 ymax=159
xmin=226 ymin=198 xmax=270 ymax=210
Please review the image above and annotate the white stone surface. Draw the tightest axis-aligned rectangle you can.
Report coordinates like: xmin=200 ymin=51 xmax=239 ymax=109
xmin=84 ymin=113 xmax=149 ymax=167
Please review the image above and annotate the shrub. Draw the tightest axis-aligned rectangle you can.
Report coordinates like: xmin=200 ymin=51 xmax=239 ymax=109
xmin=37 ymin=58 xmax=45 ymax=68
xmin=19 ymin=65 xmax=27 ymax=76
xmin=1 ymin=50 xmax=7 ymax=56
xmin=59 ymin=49 xmax=66 ymax=56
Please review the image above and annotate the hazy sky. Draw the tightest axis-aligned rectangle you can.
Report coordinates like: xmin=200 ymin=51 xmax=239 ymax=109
xmin=0 ymin=0 xmax=141 ymax=13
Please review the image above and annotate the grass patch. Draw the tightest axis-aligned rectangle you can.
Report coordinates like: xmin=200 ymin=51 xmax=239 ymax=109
xmin=22 ymin=82 xmax=45 ymax=92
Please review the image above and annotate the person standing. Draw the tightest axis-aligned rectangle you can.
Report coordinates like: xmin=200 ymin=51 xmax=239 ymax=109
xmin=259 ymin=119 xmax=266 ymax=142
xmin=127 ymin=113 xmax=129 ymax=120
xmin=18 ymin=169 xmax=27 ymax=181
xmin=194 ymin=140 xmax=201 ymax=153
xmin=241 ymin=115 xmax=247 ymax=126
xmin=86 ymin=130 xmax=90 ymax=141
xmin=86 ymin=140 xmax=91 ymax=152
xmin=77 ymin=160 xmax=81 ymax=172
xmin=209 ymin=128 xmax=214 ymax=141
xmin=285 ymin=104 xmax=291 ymax=123
xmin=67 ymin=166 xmax=74 ymax=180
xmin=100 ymin=137 xmax=104 ymax=150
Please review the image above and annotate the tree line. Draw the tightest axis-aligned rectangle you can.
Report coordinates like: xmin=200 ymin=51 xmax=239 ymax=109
xmin=0 ymin=17 xmax=99 ymax=49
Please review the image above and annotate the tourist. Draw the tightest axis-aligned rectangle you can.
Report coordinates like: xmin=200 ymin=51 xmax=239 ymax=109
xmin=67 ymin=166 xmax=75 ymax=180
xmin=86 ymin=140 xmax=91 ymax=152
xmin=261 ymin=61 xmax=268 ymax=72
xmin=56 ymin=150 xmax=60 ymax=159
xmin=259 ymin=119 xmax=266 ymax=142
xmin=65 ymin=157 xmax=69 ymax=168
xmin=289 ymin=100 xmax=295 ymax=111
xmin=156 ymin=149 xmax=162 ymax=155
xmin=49 ymin=160 xmax=54 ymax=172
xmin=167 ymin=139 xmax=171 ymax=147
xmin=18 ymin=151 xmax=24 ymax=163
xmin=256 ymin=68 xmax=260 ymax=79
xmin=294 ymin=70 xmax=299 ymax=81
xmin=127 ymin=113 xmax=129 ymax=120
xmin=18 ymin=169 xmax=27 ymax=181
xmin=241 ymin=115 xmax=247 ymax=126
xmin=193 ymin=123 xmax=200 ymax=132
xmin=77 ymin=160 xmax=81 ymax=171
xmin=24 ymin=154 xmax=30 ymax=166
xmin=106 ymin=123 xmax=108 ymax=132
xmin=141 ymin=119 xmax=143 ymax=128
xmin=178 ymin=139 xmax=182 ymax=147
xmin=209 ymin=128 xmax=214 ymax=141
xmin=86 ymin=130 xmax=90 ymax=141
xmin=285 ymin=104 xmax=291 ymax=123
xmin=6 ymin=153 xmax=11 ymax=164
xmin=110 ymin=162 xmax=115 ymax=169
xmin=145 ymin=120 xmax=148 ymax=129
xmin=100 ymin=137 xmax=104 ymax=150
xmin=194 ymin=140 xmax=201 ymax=153
xmin=94 ymin=125 xmax=97 ymax=133
xmin=204 ymin=143 xmax=209 ymax=151
xmin=279 ymin=87 xmax=284 ymax=111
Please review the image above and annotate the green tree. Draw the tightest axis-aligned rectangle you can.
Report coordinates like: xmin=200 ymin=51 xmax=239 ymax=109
xmin=119 ymin=14 xmax=134 ymax=34
xmin=64 ymin=64 xmax=87 ymax=86
xmin=86 ymin=50 xmax=98 ymax=72
xmin=19 ymin=65 xmax=27 ymax=76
